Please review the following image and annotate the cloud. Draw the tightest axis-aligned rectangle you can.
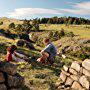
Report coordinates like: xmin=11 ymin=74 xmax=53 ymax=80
xmin=8 ymin=8 xmax=62 ymax=18
xmin=59 ymin=9 xmax=90 ymax=15
xmin=74 ymin=1 xmax=90 ymax=10
xmin=58 ymin=1 xmax=90 ymax=15
xmin=7 ymin=1 xmax=90 ymax=19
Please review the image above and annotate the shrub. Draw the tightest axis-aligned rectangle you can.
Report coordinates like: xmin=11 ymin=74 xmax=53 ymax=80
xmin=18 ymin=33 xmax=29 ymax=41
xmin=0 ymin=22 xmax=3 ymax=25
xmin=35 ymin=74 xmax=47 ymax=79
xmin=49 ymin=31 xmax=61 ymax=41
xmin=66 ymin=32 xmax=74 ymax=37
xmin=9 ymin=23 xmax=15 ymax=29
xmin=60 ymin=28 xmax=65 ymax=36
xmin=36 ymin=38 xmax=44 ymax=47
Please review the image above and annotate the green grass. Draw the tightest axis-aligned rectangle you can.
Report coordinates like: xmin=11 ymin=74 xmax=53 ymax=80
xmin=40 ymin=24 xmax=90 ymax=38
xmin=0 ymin=23 xmax=90 ymax=90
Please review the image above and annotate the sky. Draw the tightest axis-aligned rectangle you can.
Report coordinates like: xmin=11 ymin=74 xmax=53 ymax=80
xmin=0 ymin=0 xmax=90 ymax=19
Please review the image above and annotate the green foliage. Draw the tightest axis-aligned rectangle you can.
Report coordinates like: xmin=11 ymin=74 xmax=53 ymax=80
xmin=49 ymin=29 xmax=65 ymax=41
xmin=62 ymin=58 xmax=73 ymax=66
xmin=22 ymin=19 xmax=32 ymax=33
xmin=9 ymin=23 xmax=15 ymax=29
xmin=0 ymin=22 xmax=3 ymax=25
xmin=15 ymin=24 xmax=22 ymax=34
xmin=49 ymin=31 xmax=60 ymax=41
xmin=79 ymin=54 xmax=90 ymax=60
xmin=0 ymin=43 xmax=7 ymax=54
xmin=35 ymin=74 xmax=47 ymax=79
xmin=36 ymin=37 xmax=44 ymax=47
xmin=66 ymin=32 xmax=74 ymax=37
xmin=32 ymin=19 xmax=39 ymax=31
xmin=68 ymin=50 xmax=90 ymax=60
xmin=34 ymin=16 xmax=90 ymax=25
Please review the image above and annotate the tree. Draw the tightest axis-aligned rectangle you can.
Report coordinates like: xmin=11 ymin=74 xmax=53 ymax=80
xmin=0 ymin=22 xmax=3 ymax=25
xmin=73 ymin=20 xmax=77 ymax=24
xmin=15 ymin=24 xmax=22 ymax=34
xmin=22 ymin=19 xmax=32 ymax=33
xmin=9 ymin=23 xmax=15 ymax=29
xmin=32 ymin=19 xmax=39 ymax=31
xmin=47 ymin=18 xmax=53 ymax=24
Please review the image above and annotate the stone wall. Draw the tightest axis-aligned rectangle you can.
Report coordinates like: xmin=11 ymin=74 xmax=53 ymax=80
xmin=0 ymin=61 xmax=24 ymax=90
xmin=57 ymin=59 xmax=90 ymax=90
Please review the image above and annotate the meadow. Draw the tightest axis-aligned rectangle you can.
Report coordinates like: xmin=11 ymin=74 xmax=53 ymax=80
xmin=40 ymin=24 xmax=90 ymax=38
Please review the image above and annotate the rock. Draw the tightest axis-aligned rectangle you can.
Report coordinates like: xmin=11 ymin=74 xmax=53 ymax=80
xmin=79 ymin=75 xmax=89 ymax=89
xmin=71 ymin=81 xmax=83 ymax=90
xmin=0 ymin=84 xmax=7 ymax=90
xmin=80 ymin=67 xmax=83 ymax=74
xmin=0 ymin=72 xmax=5 ymax=83
xmin=69 ymin=68 xmax=78 ymax=75
xmin=79 ymin=39 xmax=90 ymax=44
xmin=71 ymin=61 xmax=81 ymax=72
xmin=82 ymin=59 xmax=90 ymax=71
xmin=60 ymin=72 xmax=67 ymax=82
xmin=0 ymin=62 xmax=17 ymax=75
xmin=72 ymin=46 xmax=81 ymax=51
xmin=61 ymin=46 xmax=70 ymax=54
xmin=61 ymin=70 xmax=70 ymax=76
xmin=57 ymin=85 xmax=65 ymax=90
xmin=63 ymin=65 xmax=69 ymax=72
xmin=83 ymin=68 xmax=90 ymax=77
xmin=7 ymin=73 xmax=24 ymax=87
xmin=65 ymin=77 xmax=73 ymax=86
xmin=10 ymin=88 xmax=22 ymax=90
xmin=70 ymin=75 xmax=79 ymax=81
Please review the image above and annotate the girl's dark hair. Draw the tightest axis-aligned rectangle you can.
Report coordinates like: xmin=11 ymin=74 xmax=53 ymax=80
xmin=7 ymin=45 xmax=17 ymax=54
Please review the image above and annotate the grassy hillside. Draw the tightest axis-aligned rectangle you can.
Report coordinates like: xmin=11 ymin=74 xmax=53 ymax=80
xmin=0 ymin=17 xmax=23 ymax=30
xmin=0 ymin=21 xmax=90 ymax=90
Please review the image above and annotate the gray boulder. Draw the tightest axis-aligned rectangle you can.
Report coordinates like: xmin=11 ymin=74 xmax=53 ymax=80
xmin=7 ymin=73 xmax=24 ymax=88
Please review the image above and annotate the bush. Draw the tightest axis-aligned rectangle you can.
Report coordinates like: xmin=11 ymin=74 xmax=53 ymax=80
xmin=79 ymin=54 xmax=90 ymax=60
xmin=18 ymin=33 xmax=29 ymax=41
xmin=35 ymin=74 xmax=47 ymax=79
xmin=66 ymin=32 xmax=74 ymax=37
xmin=49 ymin=31 xmax=61 ymax=41
xmin=0 ymin=29 xmax=5 ymax=34
xmin=48 ymin=29 xmax=65 ymax=41
xmin=60 ymin=28 xmax=65 ymax=36
xmin=36 ymin=38 xmax=44 ymax=47
xmin=0 ymin=22 xmax=3 ymax=25
xmin=9 ymin=23 xmax=15 ymax=29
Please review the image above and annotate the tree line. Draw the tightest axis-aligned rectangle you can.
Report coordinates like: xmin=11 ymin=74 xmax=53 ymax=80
xmin=32 ymin=16 xmax=90 ymax=25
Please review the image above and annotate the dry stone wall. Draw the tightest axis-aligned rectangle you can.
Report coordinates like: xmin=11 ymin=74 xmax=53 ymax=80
xmin=57 ymin=59 xmax=90 ymax=90
xmin=0 ymin=61 xmax=24 ymax=90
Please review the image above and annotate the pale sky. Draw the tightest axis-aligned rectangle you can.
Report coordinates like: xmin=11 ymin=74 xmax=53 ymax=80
xmin=0 ymin=0 xmax=90 ymax=19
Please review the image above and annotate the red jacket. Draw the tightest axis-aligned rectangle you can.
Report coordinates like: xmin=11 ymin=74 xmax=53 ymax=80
xmin=6 ymin=52 xmax=12 ymax=61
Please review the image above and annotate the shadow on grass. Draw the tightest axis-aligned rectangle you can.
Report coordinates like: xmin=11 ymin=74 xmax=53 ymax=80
xmin=28 ymin=57 xmax=62 ymax=76
xmin=17 ymin=47 xmax=62 ymax=76
xmin=22 ymin=85 xmax=30 ymax=90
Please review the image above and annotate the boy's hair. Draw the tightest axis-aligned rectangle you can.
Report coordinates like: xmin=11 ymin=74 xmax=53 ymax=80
xmin=7 ymin=45 xmax=17 ymax=54
xmin=44 ymin=38 xmax=50 ymax=43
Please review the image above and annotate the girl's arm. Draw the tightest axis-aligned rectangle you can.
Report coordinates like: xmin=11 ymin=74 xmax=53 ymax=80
xmin=12 ymin=54 xmax=25 ymax=62
xmin=14 ymin=52 xmax=27 ymax=59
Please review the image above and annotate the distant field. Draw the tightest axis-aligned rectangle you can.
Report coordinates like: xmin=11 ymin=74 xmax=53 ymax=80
xmin=40 ymin=24 xmax=90 ymax=38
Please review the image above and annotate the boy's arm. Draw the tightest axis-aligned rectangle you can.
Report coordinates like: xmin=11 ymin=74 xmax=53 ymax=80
xmin=41 ymin=44 xmax=51 ymax=54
